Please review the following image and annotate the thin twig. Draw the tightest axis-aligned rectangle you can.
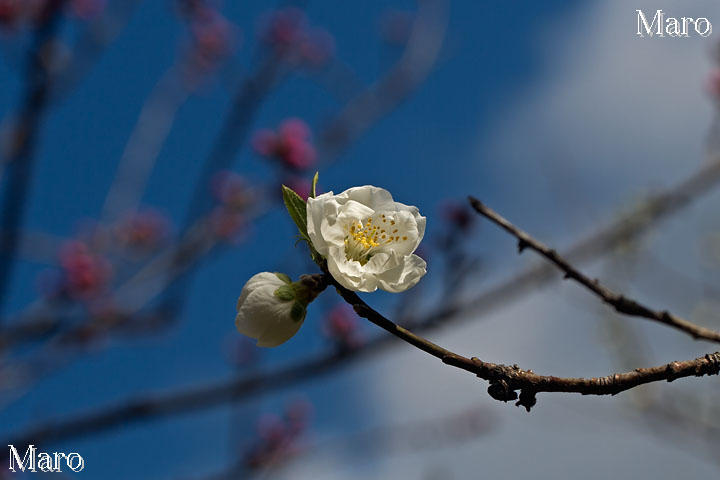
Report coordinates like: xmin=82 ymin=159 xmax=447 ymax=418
xmin=468 ymin=196 xmax=720 ymax=344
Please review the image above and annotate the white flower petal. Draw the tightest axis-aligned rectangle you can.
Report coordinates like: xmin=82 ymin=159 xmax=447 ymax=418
xmin=376 ymin=253 xmax=427 ymax=293
xmin=395 ymin=202 xmax=426 ymax=249
xmin=236 ymin=272 xmax=282 ymax=311
xmin=372 ymin=210 xmax=419 ymax=257
xmin=306 ymin=185 xmax=427 ymax=293
xmin=256 ymin=314 xmax=304 ymax=347
xmin=337 ymin=200 xmax=376 ymax=224
xmin=339 ymin=185 xmax=396 ymax=212
xmin=307 ymin=191 xmax=338 ymax=255
xmin=327 ymin=246 xmax=369 ymax=291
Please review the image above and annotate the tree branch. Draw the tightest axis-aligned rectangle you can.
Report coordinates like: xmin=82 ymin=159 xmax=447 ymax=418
xmin=0 ymin=0 xmax=68 ymax=317
xmin=328 ymin=274 xmax=720 ymax=412
xmin=468 ymin=196 xmax=720 ymax=344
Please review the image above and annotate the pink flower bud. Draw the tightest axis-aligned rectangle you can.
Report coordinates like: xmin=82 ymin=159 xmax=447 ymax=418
xmin=254 ymin=118 xmax=316 ymax=170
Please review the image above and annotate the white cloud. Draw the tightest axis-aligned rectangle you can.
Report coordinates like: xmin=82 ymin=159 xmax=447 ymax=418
xmin=484 ymin=0 xmax=718 ymax=201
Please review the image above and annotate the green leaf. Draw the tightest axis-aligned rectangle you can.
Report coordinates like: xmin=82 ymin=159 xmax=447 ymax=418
xmin=282 ymin=184 xmax=310 ymax=241
xmin=274 ymin=272 xmax=292 ymax=284
xmin=274 ymin=285 xmax=295 ymax=302
xmin=290 ymin=302 xmax=306 ymax=323
xmin=310 ymin=171 xmax=319 ymax=199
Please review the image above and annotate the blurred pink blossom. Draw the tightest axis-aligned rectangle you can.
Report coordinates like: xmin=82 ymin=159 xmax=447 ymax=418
xmin=117 ymin=209 xmax=171 ymax=251
xmin=0 ymin=0 xmax=19 ymax=27
xmin=257 ymin=6 xmax=307 ymax=51
xmin=210 ymin=207 xmax=247 ymax=243
xmin=252 ymin=118 xmax=316 ymax=170
xmin=284 ymin=397 xmax=313 ymax=433
xmin=378 ymin=9 xmax=414 ymax=45
xmin=244 ymin=399 xmax=312 ymax=469
xmin=57 ymin=240 xmax=113 ymax=300
xmin=283 ymin=176 xmax=312 ymax=201
xmin=323 ymin=303 xmax=361 ymax=350
xmin=211 ymin=170 xmax=253 ymax=210
xmin=189 ymin=7 xmax=237 ymax=69
xmin=441 ymin=200 xmax=474 ymax=231
xmin=257 ymin=7 xmax=334 ymax=66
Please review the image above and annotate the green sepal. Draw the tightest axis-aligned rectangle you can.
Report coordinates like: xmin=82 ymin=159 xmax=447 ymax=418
xmin=290 ymin=302 xmax=306 ymax=323
xmin=310 ymin=171 xmax=319 ymax=199
xmin=273 ymin=284 xmax=295 ymax=302
xmin=274 ymin=272 xmax=292 ymax=284
xmin=282 ymin=185 xmax=311 ymax=243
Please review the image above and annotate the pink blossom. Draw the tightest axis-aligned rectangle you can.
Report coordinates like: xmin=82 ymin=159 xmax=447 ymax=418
xmin=441 ymin=201 xmax=474 ymax=231
xmin=252 ymin=118 xmax=316 ymax=170
xmin=244 ymin=399 xmax=312 ymax=470
xmin=257 ymin=7 xmax=307 ymax=52
xmin=323 ymin=304 xmax=361 ymax=349
xmin=58 ymin=241 xmax=113 ymax=300
xmin=211 ymin=171 xmax=252 ymax=210
xmin=117 ymin=209 xmax=171 ymax=250
xmin=257 ymin=7 xmax=334 ymax=66
xmin=283 ymin=177 xmax=312 ymax=201
xmin=210 ymin=207 xmax=246 ymax=243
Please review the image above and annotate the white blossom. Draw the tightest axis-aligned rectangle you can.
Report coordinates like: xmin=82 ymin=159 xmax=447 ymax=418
xmin=307 ymin=185 xmax=426 ymax=292
xmin=235 ymin=272 xmax=306 ymax=347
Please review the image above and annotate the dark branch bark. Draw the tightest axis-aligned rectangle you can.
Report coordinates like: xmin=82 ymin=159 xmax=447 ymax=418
xmin=329 ymin=275 xmax=720 ymax=412
xmin=468 ymin=196 xmax=720 ymax=344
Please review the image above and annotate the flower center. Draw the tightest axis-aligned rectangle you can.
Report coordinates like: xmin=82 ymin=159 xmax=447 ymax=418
xmin=344 ymin=215 xmax=408 ymax=265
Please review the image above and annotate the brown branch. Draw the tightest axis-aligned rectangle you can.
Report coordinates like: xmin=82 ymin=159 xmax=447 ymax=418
xmin=468 ymin=196 xmax=720 ymax=344
xmin=329 ymin=274 xmax=720 ymax=412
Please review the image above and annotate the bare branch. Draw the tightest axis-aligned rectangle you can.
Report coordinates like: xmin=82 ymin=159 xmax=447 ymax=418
xmin=468 ymin=196 xmax=720 ymax=344
xmin=329 ymin=274 xmax=720 ymax=412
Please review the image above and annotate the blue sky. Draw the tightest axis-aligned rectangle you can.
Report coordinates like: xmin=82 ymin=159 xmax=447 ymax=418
xmin=2 ymin=0 xmax=720 ymax=478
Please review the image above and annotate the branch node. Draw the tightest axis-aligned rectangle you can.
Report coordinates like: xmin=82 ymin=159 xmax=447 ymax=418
xmin=665 ymin=362 xmax=681 ymax=381
xmin=487 ymin=380 xmax=518 ymax=403
xmin=703 ymin=352 xmax=720 ymax=375
xmin=517 ymin=239 xmax=529 ymax=254
xmin=515 ymin=390 xmax=537 ymax=412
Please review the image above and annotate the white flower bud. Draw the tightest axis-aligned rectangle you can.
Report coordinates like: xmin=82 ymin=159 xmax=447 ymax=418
xmin=235 ymin=272 xmax=307 ymax=347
